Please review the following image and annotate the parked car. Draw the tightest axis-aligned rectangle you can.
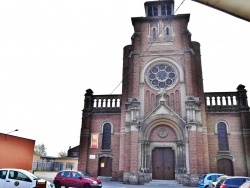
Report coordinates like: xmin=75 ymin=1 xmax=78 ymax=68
xmin=53 ymin=170 xmax=102 ymax=188
xmin=81 ymin=171 xmax=91 ymax=178
xmin=198 ymin=173 xmax=225 ymax=188
xmin=0 ymin=168 xmax=53 ymax=188
xmin=210 ymin=175 xmax=228 ymax=188
xmin=220 ymin=176 xmax=250 ymax=188
xmin=239 ymin=181 xmax=250 ymax=188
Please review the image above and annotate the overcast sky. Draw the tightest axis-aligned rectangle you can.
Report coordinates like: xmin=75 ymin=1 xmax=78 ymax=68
xmin=1 ymin=0 xmax=250 ymax=156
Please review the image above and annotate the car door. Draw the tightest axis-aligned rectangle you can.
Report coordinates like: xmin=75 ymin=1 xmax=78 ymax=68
xmin=58 ymin=171 xmax=72 ymax=187
xmin=4 ymin=170 xmax=33 ymax=188
xmin=71 ymin=171 xmax=84 ymax=187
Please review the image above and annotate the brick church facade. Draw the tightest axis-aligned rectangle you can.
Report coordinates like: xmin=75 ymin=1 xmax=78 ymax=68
xmin=78 ymin=0 xmax=250 ymax=185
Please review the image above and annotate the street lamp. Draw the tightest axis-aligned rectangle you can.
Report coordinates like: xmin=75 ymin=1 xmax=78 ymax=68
xmin=5 ymin=129 xmax=19 ymax=140
xmin=6 ymin=129 xmax=19 ymax=134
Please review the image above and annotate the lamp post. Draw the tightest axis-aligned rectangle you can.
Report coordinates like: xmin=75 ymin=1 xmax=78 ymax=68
xmin=5 ymin=129 xmax=19 ymax=140
xmin=6 ymin=129 xmax=19 ymax=134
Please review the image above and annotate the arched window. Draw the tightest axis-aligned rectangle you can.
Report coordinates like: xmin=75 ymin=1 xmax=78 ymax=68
xmin=102 ymin=123 xmax=112 ymax=150
xmin=166 ymin=27 xmax=170 ymax=36
xmin=148 ymin=5 xmax=158 ymax=16
xmin=217 ymin=122 xmax=229 ymax=151
xmin=152 ymin=28 xmax=157 ymax=40
xmin=166 ymin=27 xmax=171 ymax=41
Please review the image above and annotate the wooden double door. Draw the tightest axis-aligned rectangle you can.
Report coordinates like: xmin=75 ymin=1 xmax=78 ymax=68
xmin=217 ymin=158 xmax=234 ymax=176
xmin=152 ymin=147 xmax=175 ymax=180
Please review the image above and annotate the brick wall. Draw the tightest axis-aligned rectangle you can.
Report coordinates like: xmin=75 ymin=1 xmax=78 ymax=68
xmin=0 ymin=134 xmax=35 ymax=170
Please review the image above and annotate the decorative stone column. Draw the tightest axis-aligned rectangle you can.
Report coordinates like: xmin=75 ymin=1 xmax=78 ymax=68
xmin=185 ymin=95 xmax=202 ymax=186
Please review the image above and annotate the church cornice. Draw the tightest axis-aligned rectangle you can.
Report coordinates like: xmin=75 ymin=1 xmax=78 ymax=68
xmin=131 ymin=14 xmax=190 ymax=25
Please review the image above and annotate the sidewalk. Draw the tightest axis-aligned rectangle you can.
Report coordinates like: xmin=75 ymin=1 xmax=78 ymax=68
xmin=101 ymin=178 xmax=194 ymax=188
xmin=34 ymin=171 xmax=57 ymax=180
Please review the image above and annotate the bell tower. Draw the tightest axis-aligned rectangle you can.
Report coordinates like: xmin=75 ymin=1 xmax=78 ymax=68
xmin=120 ymin=0 xmax=209 ymax=185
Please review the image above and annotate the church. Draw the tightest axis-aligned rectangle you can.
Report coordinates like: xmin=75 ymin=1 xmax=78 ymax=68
xmin=77 ymin=0 xmax=250 ymax=185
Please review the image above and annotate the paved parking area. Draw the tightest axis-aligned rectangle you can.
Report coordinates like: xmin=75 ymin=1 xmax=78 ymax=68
xmin=34 ymin=171 xmax=194 ymax=188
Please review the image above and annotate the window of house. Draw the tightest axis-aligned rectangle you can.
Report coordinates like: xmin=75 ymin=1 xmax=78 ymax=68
xmin=71 ymin=152 xmax=78 ymax=157
xmin=102 ymin=123 xmax=112 ymax=150
xmin=148 ymin=5 xmax=158 ymax=16
xmin=66 ymin=163 xmax=74 ymax=170
xmin=217 ymin=122 xmax=229 ymax=151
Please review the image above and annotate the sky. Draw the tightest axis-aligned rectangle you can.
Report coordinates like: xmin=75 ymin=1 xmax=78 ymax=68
xmin=1 ymin=0 xmax=250 ymax=156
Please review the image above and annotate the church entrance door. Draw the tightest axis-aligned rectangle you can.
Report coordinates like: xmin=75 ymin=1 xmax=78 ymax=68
xmin=152 ymin=147 xmax=175 ymax=180
xmin=217 ymin=158 xmax=234 ymax=176
xmin=98 ymin=157 xmax=112 ymax=176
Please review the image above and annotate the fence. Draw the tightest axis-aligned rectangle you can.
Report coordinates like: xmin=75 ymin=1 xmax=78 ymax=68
xmin=32 ymin=161 xmax=76 ymax=171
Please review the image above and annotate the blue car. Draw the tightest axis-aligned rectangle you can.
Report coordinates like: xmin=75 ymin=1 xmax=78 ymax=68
xmin=198 ymin=173 xmax=224 ymax=188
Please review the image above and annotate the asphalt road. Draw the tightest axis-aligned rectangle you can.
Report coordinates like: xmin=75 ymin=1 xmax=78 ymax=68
xmin=34 ymin=171 xmax=194 ymax=188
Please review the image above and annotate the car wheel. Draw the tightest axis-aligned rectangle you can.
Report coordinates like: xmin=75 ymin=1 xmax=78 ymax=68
xmin=54 ymin=182 xmax=61 ymax=188
xmin=83 ymin=183 xmax=91 ymax=188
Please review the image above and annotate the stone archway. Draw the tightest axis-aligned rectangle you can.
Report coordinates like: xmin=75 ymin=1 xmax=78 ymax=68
xmin=139 ymin=117 xmax=187 ymax=180
xmin=149 ymin=124 xmax=178 ymax=180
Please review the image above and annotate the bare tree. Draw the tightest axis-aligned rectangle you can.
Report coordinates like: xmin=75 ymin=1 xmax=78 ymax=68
xmin=58 ymin=150 xmax=67 ymax=157
xmin=34 ymin=143 xmax=47 ymax=156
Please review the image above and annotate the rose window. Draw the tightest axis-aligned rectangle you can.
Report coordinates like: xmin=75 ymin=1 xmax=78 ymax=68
xmin=148 ymin=64 xmax=176 ymax=89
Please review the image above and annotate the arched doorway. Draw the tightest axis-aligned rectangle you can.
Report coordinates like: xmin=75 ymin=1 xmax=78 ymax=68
xmin=98 ymin=157 xmax=112 ymax=176
xmin=217 ymin=158 xmax=234 ymax=176
xmin=141 ymin=117 xmax=186 ymax=181
xmin=152 ymin=147 xmax=175 ymax=180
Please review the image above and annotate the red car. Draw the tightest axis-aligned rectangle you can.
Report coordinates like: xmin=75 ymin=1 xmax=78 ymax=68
xmin=53 ymin=170 xmax=102 ymax=188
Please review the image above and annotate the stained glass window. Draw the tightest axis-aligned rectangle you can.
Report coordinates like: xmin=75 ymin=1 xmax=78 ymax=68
xmin=102 ymin=123 xmax=111 ymax=150
xmin=148 ymin=64 xmax=176 ymax=89
xmin=217 ymin=122 xmax=229 ymax=151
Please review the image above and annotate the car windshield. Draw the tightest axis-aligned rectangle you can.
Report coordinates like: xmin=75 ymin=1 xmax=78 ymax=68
xmin=213 ymin=176 xmax=223 ymax=182
xmin=25 ymin=171 xmax=38 ymax=180
xmin=80 ymin=171 xmax=90 ymax=178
